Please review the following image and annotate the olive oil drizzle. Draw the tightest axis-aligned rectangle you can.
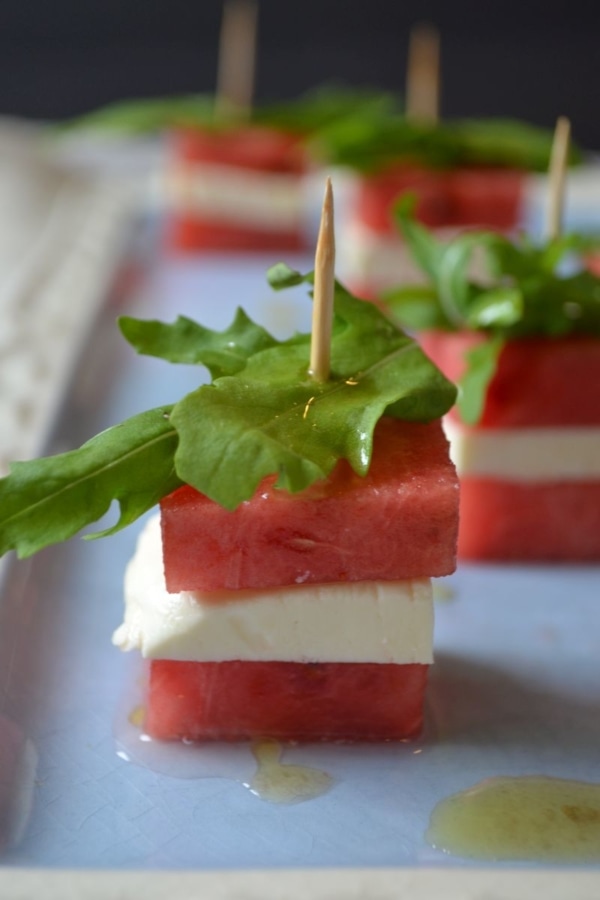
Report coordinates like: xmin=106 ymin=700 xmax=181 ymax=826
xmin=427 ymin=775 xmax=600 ymax=863
xmin=247 ymin=739 xmax=334 ymax=804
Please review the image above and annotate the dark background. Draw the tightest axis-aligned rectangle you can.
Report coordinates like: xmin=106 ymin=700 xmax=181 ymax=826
xmin=1 ymin=0 xmax=599 ymax=147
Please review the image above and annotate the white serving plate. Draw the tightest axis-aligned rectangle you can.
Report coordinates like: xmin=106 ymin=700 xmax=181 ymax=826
xmin=0 ymin=252 xmax=599 ymax=899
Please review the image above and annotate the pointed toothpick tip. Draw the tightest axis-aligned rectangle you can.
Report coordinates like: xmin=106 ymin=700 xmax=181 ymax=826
xmin=546 ymin=115 xmax=571 ymax=241
xmin=310 ymin=178 xmax=336 ymax=383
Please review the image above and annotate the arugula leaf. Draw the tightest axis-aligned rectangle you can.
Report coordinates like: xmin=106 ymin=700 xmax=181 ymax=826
xmin=267 ymin=262 xmax=310 ymax=290
xmin=172 ymin=274 xmax=456 ymax=509
xmin=0 ymin=407 xmax=180 ymax=559
xmin=119 ymin=310 xmax=277 ymax=378
xmin=464 ymin=287 xmax=523 ymax=329
xmin=0 ymin=271 xmax=456 ymax=555
xmin=315 ymin=114 xmax=579 ymax=173
xmin=394 ymin=203 xmax=600 ymax=341
xmin=386 ymin=203 xmax=600 ymax=423
xmin=56 ymin=86 xmax=399 ymax=138
xmin=380 ymin=284 xmax=445 ymax=331
xmin=253 ymin=84 xmax=399 ymax=136
xmin=393 ymin=196 xmax=446 ymax=282
xmin=457 ymin=336 xmax=504 ymax=425
xmin=449 ymin=118 xmax=580 ymax=171
xmin=56 ymin=95 xmax=217 ymax=135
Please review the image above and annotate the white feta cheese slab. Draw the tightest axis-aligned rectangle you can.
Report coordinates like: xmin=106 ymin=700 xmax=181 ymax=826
xmin=445 ymin=421 xmax=600 ymax=481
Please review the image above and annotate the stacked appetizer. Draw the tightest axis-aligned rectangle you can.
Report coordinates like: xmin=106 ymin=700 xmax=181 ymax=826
xmin=167 ymin=88 xmax=399 ymax=253
xmin=314 ymin=115 xmax=582 ymax=298
xmin=0 ymin=261 xmax=458 ymax=741
xmin=385 ymin=203 xmax=600 ymax=561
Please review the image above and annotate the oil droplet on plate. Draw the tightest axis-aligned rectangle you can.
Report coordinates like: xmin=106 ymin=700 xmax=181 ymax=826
xmin=128 ymin=705 xmax=146 ymax=728
xmin=432 ymin=580 xmax=455 ymax=603
xmin=427 ymin=775 xmax=600 ymax=863
xmin=247 ymin=738 xmax=334 ymax=804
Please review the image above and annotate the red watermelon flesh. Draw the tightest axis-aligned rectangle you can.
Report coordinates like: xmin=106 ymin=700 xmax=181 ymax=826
xmin=171 ymin=126 xmax=307 ymax=173
xmin=420 ymin=332 xmax=600 ymax=427
xmin=146 ymin=659 xmax=428 ymax=741
xmin=446 ymin=168 xmax=523 ymax=229
xmin=354 ymin=165 xmax=523 ymax=236
xmin=355 ymin=165 xmax=451 ymax=233
xmin=458 ymin=478 xmax=600 ymax=561
xmin=166 ymin=216 xmax=305 ymax=254
xmin=160 ymin=418 xmax=459 ymax=593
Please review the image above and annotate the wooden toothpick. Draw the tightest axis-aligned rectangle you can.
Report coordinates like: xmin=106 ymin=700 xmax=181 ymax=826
xmin=310 ymin=178 xmax=336 ymax=382
xmin=546 ymin=116 xmax=571 ymax=241
xmin=406 ymin=23 xmax=440 ymax=124
xmin=215 ymin=0 xmax=258 ymax=120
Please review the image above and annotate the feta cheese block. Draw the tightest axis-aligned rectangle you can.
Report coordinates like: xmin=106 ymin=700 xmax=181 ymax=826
xmin=113 ymin=516 xmax=434 ymax=664
xmin=421 ymin=332 xmax=600 ymax=561
xmin=166 ymin=127 xmax=308 ymax=253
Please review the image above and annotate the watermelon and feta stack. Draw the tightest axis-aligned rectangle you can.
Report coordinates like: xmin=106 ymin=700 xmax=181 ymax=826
xmin=165 ymin=88 xmax=401 ymax=255
xmin=120 ymin=185 xmax=458 ymax=742
xmin=384 ymin=202 xmax=600 ymax=562
xmin=114 ymin=416 xmax=458 ymax=741
xmin=166 ymin=125 xmax=309 ymax=253
xmin=422 ymin=332 xmax=600 ymax=561
xmin=0 ymin=183 xmax=458 ymax=742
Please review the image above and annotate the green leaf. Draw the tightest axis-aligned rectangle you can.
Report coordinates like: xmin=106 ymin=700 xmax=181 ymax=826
xmin=119 ymin=310 xmax=278 ymax=378
xmin=55 ymin=85 xmax=400 ymax=139
xmin=254 ymin=84 xmax=399 ymax=136
xmin=0 ymin=273 xmax=456 ymax=556
xmin=0 ymin=407 xmax=181 ymax=558
xmin=386 ymin=205 xmax=600 ymax=424
xmin=394 ymin=195 xmax=446 ymax=282
xmin=171 ymin=281 xmax=456 ymax=509
xmin=457 ymin=336 xmax=505 ymax=425
xmin=448 ymin=118 xmax=579 ymax=172
xmin=391 ymin=203 xmax=600 ymax=343
xmin=382 ymin=284 xmax=447 ymax=331
xmin=55 ymin=95 xmax=217 ymax=135
xmin=465 ymin=287 xmax=523 ymax=329
xmin=267 ymin=262 xmax=312 ymax=291
xmin=316 ymin=113 xmax=580 ymax=173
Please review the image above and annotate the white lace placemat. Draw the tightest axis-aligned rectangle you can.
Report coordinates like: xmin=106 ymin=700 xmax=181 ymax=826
xmin=0 ymin=122 xmax=146 ymax=475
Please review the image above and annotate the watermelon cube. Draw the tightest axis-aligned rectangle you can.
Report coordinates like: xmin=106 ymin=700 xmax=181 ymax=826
xmin=166 ymin=126 xmax=308 ymax=253
xmin=160 ymin=418 xmax=459 ymax=592
xmin=420 ymin=331 xmax=600 ymax=561
xmin=146 ymin=660 xmax=429 ymax=742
